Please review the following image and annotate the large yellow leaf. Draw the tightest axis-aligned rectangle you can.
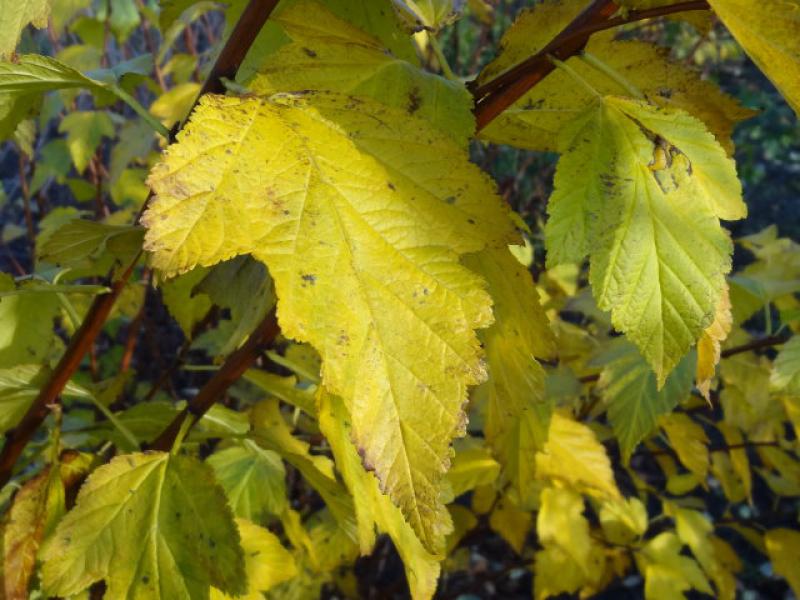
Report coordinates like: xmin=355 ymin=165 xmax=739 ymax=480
xmin=143 ymin=91 xmax=516 ymax=552
xmin=709 ymin=0 xmax=800 ymax=115
xmin=465 ymin=246 xmax=554 ymax=506
xmin=535 ymin=413 xmax=620 ymax=501
xmin=250 ymin=1 xmax=473 ymax=143
xmin=478 ymin=6 xmax=753 ymax=154
xmin=547 ymin=96 xmax=734 ymax=384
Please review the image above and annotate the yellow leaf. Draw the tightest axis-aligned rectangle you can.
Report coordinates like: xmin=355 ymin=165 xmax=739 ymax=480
xmin=478 ymin=9 xmax=753 ymax=154
xmin=765 ymin=528 xmax=800 ymax=598
xmin=659 ymin=413 xmax=709 ymax=482
xmin=708 ymin=0 xmax=800 ymax=115
xmin=538 ymin=487 xmax=592 ymax=572
xmin=533 ymin=545 xmax=588 ymax=600
xmin=696 ymin=284 xmax=732 ymax=399
xmin=535 ymin=413 xmax=620 ymax=501
xmin=716 ymin=422 xmax=752 ymax=501
xmin=599 ymin=497 xmax=648 ymax=546
xmin=465 ymin=246 xmax=554 ymax=506
xmin=665 ymin=504 xmax=737 ymax=600
xmin=210 ymin=519 xmax=297 ymax=600
xmin=445 ymin=437 xmax=501 ymax=499
xmin=143 ymin=91 xmax=516 ymax=552
xmin=636 ymin=532 xmax=713 ymax=599
xmin=317 ymin=392 xmax=440 ymax=600
xmin=0 ymin=0 xmax=50 ymax=59
xmin=489 ymin=496 xmax=532 ymax=554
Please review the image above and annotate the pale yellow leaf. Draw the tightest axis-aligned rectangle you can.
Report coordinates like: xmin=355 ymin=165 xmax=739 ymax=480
xmin=635 ymin=532 xmax=713 ymax=599
xmin=538 ymin=487 xmax=592 ymax=572
xmin=659 ymin=413 xmax=709 ymax=481
xmin=535 ymin=413 xmax=620 ymax=501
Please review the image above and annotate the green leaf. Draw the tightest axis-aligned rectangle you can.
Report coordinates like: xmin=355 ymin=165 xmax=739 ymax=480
xmin=194 ymin=255 xmax=275 ymax=356
xmin=207 ymin=443 xmax=287 ymax=522
xmin=596 ymin=340 xmax=695 ymax=461
xmin=58 ymin=110 xmax=116 ymax=173
xmin=0 ymin=0 xmax=51 ymax=59
xmin=0 ymin=273 xmax=61 ymax=369
xmin=0 ymin=364 xmax=91 ymax=434
xmin=392 ymin=0 xmax=461 ymax=30
xmin=142 ymin=90 xmax=515 ymax=552
xmin=464 ymin=246 xmax=554 ymax=506
xmin=249 ymin=0 xmax=473 ymax=143
xmin=38 ymin=218 xmax=144 ymax=268
xmin=40 ymin=452 xmax=246 ymax=599
xmin=160 ymin=267 xmax=213 ymax=337
xmin=547 ymin=97 xmax=734 ymax=384
xmin=709 ymin=0 xmax=800 ymax=115
xmin=770 ymin=336 xmax=800 ymax=395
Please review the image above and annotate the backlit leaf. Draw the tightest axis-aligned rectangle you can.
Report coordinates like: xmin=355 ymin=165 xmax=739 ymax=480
xmin=40 ymin=452 xmax=246 ymax=599
xmin=207 ymin=443 xmax=287 ymax=523
xmin=547 ymin=96 xmax=734 ymax=384
xmin=142 ymin=90 xmax=515 ymax=551
xmin=660 ymin=413 xmax=710 ymax=481
xmin=535 ymin=413 xmax=620 ymax=501
xmin=765 ymin=528 xmax=800 ymax=598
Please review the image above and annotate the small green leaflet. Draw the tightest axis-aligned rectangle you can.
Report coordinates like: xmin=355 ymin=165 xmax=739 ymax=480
xmin=595 ymin=340 xmax=695 ymax=461
xmin=40 ymin=452 xmax=246 ymax=599
xmin=546 ymin=96 xmax=738 ymax=384
xmin=0 ymin=273 xmax=61 ymax=369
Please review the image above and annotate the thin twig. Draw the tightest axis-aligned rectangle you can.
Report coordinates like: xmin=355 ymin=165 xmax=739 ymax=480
xmin=148 ymin=310 xmax=279 ymax=452
xmin=473 ymin=0 xmax=711 ymax=130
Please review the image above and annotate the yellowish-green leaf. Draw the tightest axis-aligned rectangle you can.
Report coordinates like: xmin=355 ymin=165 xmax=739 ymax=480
xmin=696 ymin=284 xmax=732 ymax=399
xmin=535 ymin=413 xmax=620 ymax=501
xmin=0 ymin=364 xmax=91 ymax=434
xmin=0 ymin=0 xmax=51 ymax=59
xmin=709 ymin=0 xmax=800 ymax=114
xmin=465 ymin=246 xmax=554 ymax=506
xmin=249 ymin=1 xmax=472 ymax=143
xmin=143 ymin=90 xmax=515 ymax=552
xmin=597 ymin=340 xmax=695 ymax=461
xmin=40 ymin=452 xmax=246 ymax=599
xmin=0 ymin=273 xmax=60 ymax=370
xmin=598 ymin=497 xmax=647 ymax=546
xmin=38 ymin=219 xmax=143 ymax=268
xmin=635 ymin=532 xmax=713 ymax=599
xmin=59 ymin=110 xmax=115 ymax=174
xmin=160 ymin=267 xmax=213 ymax=337
xmin=548 ymin=96 xmax=733 ymax=383
xmin=392 ymin=0 xmax=460 ymax=30
xmin=250 ymin=399 xmax=356 ymax=539
xmin=771 ymin=335 xmax=800 ymax=395
xmin=665 ymin=503 xmax=738 ymax=600
xmin=765 ymin=528 xmax=800 ymax=598
xmin=210 ymin=519 xmax=296 ymax=600
xmin=479 ymin=16 xmax=753 ymax=154
xmin=207 ymin=443 xmax=287 ymax=522
xmin=659 ymin=412 xmax=710 ymax=481
xmin=318 ymin=392 xmax=440 ymax=600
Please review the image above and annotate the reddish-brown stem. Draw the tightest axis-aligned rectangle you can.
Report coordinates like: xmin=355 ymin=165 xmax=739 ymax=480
xmin=0 ymin=0 xmax=281 ymax=487
xmin=148 ymin=310 xmax=279 ymax=452
xmin=720 ymin=334 xmax=786 ymax=358
xmin=473 ymin=0 xmax=711 ymax=130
